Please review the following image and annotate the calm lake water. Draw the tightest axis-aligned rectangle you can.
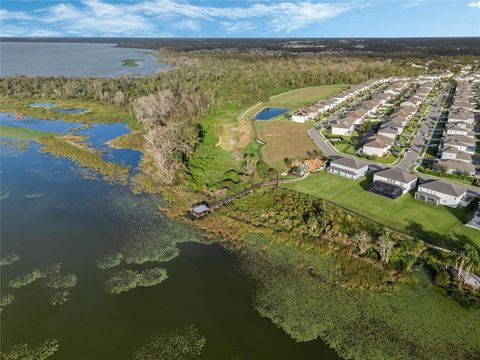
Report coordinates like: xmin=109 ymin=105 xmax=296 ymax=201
xmin=0 ymin=42 xmax=169 ymax=77
xmin=0 ymin=116 xmax=340 ymax=359
xmin=255 ymin=107 xmax=289 ymax=120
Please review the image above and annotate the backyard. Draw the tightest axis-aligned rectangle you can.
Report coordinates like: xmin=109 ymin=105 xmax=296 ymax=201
xmin=243 ymin=84 xmax=349 ymax=119
xmin=283 ymin=171 xmax=480 ymax=249
xmin=255 ymin=119 xmax=317 ymax=168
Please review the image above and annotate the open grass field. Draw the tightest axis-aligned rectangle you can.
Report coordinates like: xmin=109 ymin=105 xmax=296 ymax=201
xmin=283 ymin=171 xmax=480 ymax=249
xmin=243 ymin=84 xmax=349 ymax=119
xmin=255 ymin=119 xmax=317 ymax=167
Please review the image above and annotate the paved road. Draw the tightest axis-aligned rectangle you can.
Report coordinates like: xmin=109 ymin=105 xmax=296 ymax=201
xmin=307 ymin=127 xmax=338 ymax=157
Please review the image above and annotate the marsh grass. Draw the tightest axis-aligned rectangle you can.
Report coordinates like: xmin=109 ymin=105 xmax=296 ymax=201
xmin=133 ymin=324 xmax=206 ymax=360
xmin=39 ymin=135 xmax=130 ymax=184
xmin=0 ymin=97 xmax=139 ymax=129
xmin=107 ymin=131 xmax=145 ymax=150
xmin=0 ymin=339 xmax=59 ymax=360
xmin=104 ymin=268 xmax=168 ymax=295
xmin=0 ymin=253 xmax=20 ymax=266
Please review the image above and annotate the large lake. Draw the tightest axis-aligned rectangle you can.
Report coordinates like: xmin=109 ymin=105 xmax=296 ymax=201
xmin=0 ymin=113 xmax=340 ymax=359
xmin=0 ymin=42 xmax=169 ymax=77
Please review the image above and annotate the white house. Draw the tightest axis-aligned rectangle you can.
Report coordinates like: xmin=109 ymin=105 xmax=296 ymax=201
xmin=363 ymin=135 xmax=394 ymax=157
xmin=436 ymin=159 xmax=477 ymax=176
xmin=328 ymin=157 xmax=369 ymax=180
xmin=415 ymin=180 xmax=470 ymax=208
xmin=372 ymin=168 xmax=418 ymax=195
xmin=441 ymin=146 xmax=474 ymax=163
xmin=331 ymin=119 xmax=355 ymax=136
xmin=291 ymin=110 xmax=313 ymax=123
xmin=443 ymin=135 xmax=476 ymax=154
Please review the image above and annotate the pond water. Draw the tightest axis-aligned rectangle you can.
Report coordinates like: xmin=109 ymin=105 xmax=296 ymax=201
xmin=255 ymin=107 xmax=289 ymax=120
xmin=54 ymin=108 xmax=89 ymax=114
xmin=0 ymin=42 xmax=169 ymax=77
xmin=29 ymin=102 xmax=58 ymax=108
xmin=0 ymin=117 xmax=340 ymax=359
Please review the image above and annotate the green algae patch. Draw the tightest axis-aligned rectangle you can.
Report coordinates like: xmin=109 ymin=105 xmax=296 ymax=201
xmin=104 ymin=267 xmax=168 ymax=295
xmin=46 ymin=273 xmax=78 ymax=289
xmin=0 ymin=294 xmax=15 ymax=314
xmin=0 ymin=253 xmax=20 ymax=266
xmin=50 ymin=291 xmax=70 ymax=306
xmin=0 ymin=339 xmax=59 ymax=360
xmin=133 ymin=325 xmax=206 ymax=360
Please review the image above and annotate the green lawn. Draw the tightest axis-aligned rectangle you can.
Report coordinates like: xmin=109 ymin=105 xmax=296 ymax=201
xmin=244 ymin=85 xmax=349 ymax=119
xmin=283 ymin=171 xmax=479 ymax=249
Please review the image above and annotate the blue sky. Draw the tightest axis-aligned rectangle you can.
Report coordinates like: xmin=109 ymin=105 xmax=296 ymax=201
xmin=0 ymin=1 xmax=479 ymax=37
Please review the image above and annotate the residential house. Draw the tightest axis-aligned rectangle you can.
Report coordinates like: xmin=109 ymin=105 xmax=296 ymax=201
xmin=415 ymin=180 xmax=470 ymax=208
xmin=372 ymin=168 xmax=418 ymax=196
xmin=331 ymin=118 xmax=355 ymax=136
xmin=436 ymin=159 xmax=477 ymax=176
xmin=441 ymin=146 xmax=474 ymax=163
xmin=363 ymin=135 xmax=394 ymax=157
xmin=328 ymin=157 xmax=369 ymax=180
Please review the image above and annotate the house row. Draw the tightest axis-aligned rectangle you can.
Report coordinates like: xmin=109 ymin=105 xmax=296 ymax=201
xmin=437 ymin=79 xmax=478 ymax=176
xmin=291 ymin=78 xmax=389 ymax=123
xmin=362 ymin=80 xmax=435 ymax=157
xmin=327 ymin=157 xmax=472 ymax=208
xmin=330 ymin=80 xmax=412 ymax=137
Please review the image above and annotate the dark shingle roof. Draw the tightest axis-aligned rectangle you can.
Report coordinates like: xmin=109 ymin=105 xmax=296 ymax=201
xmin=374 ymin=168 xmax=418 ymax=184
xmin=331 ymin=157 xmax=369 ymax=170
xmin=419 ymin=180 xmax=466 ymax=197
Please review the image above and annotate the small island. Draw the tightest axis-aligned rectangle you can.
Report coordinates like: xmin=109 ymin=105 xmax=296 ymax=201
xmin=121 ymin=59 xmax=142 ymax=67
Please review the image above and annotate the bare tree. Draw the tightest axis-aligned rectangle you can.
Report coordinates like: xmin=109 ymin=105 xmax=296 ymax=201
xmin=353 ymin=232 xmax=372 ymax=255
xmin=376 ymin=233 xmax=396 ymax=264
xmin=243 ymin=155 xmax=258 ymax=176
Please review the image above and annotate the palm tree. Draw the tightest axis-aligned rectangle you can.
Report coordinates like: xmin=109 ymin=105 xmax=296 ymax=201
xmin=455 ymin=244 xmax=478 ymax=282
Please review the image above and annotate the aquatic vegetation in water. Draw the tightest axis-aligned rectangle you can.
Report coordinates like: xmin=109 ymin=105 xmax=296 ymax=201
xmin=39 ymin=136 xmax=130 ymax=184
xmin=97 ymin=253 xmax=124 ymax=270
xmin=0 ymin=191 xmax=10 ymax=200
xmin=49 ymin=291 xmax=70 ymax=306
xmin=1 ymin=139 xmax=30 ymax=150
xmin=0 ymin=294 xmax=14 ymax=313
xmin=0 ymin=253 xmax=20 ymax=266
xmin=97 ymin=193 xmax=206 ymax=269
xmin=0 ymin=339 xmax=59 ymax=360
xmin=45 ymin=272 xmax=78 ymax=289
xmin=24 ymin=192 xmax=45 ymax=199
xmin=104 ymin=267 xmax=168 ymax=295
xmin=242 ymin=234 xmax=480 ymax=360
xmin=122 ymin=59 xmax=142 ymax=67
xmin=9 ymin=262 xmax=78 ymax=292
xmin=8 ymin=269 xmax=44 ymax=289
xmin=133 ymin=324 xmax=206 ymax=360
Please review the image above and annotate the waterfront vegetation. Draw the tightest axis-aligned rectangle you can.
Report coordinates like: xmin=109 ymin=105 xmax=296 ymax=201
xmin=0 ymin=339 xmax=59 ymax=360
xmin=104 ymin=268 xmax=168 ymax=295
xmin=0 ymin=97 xmax=138 ymax=129
xmin=122 ymin=59 xmax=141 ymax=67
xmin=242 ymin=234 xmax=480 ymax=360
xmin=283 ymin=171 xmax=480 ymax=248
xmin=133 ymin=325 xmax=206 ymax=360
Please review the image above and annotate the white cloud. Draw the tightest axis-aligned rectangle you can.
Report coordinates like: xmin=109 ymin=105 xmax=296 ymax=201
xmin=0 ymin=0 xmax=359 ymax=36
xmin=0 ymin=24 xmax=61 ymax=37
xmin=173 ymin=19 xmax=200 ymax=32
xmin=0 ymin=9 xmax=34 ymax=21
xmin=468 ymin=1 xmax=480 ymax=8
xmin=221 ymin=21 xmax=257 ymax=33
xmin=401 ymin=0 xmax=426 ymax=9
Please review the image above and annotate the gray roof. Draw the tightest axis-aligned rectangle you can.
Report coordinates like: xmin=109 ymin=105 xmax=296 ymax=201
xmin=419 ymin=180 xmax=466 ymax=197
xmin=374 ymin=168 xmax=418 ymax=183
xmin=330 ymin=157 xmax=369 ymax=170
